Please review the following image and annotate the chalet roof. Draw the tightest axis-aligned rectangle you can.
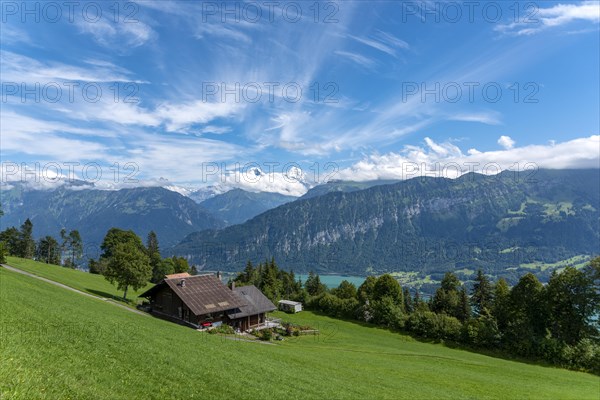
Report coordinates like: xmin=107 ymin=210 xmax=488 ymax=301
xmin=227 ymin=285 xmax=277 ymax=319
xmin=140 ymin=274 xmax=246 ymax=316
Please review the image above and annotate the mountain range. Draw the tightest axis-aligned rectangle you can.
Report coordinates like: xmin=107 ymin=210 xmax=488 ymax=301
xmin=0 ymin=185 xmax=224 ymax=251
xmin=2 ymin=169 xmax=598 ymax=286
xmin=198 ymin=189 xmax=296 ymax=225
xmin=171 ymin=169 xmax=600 ymax=282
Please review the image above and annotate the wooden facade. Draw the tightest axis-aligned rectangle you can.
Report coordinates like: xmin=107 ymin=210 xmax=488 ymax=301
xmin=228 ymin=312 xmax=266 ymax=332
xmin=140 ymin=276 xmax=275 ymax=331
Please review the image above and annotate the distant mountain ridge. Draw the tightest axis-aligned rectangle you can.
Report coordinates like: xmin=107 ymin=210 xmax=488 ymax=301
xmin=299 ymin=179 xmax=400 ymax=200
xmin=199 ymin=189 xmax=296 ymax=225
xmin=172 ymin=169 xmax=600 ymax=279
xmin=0 ymin=185 xmax=224 ymax=250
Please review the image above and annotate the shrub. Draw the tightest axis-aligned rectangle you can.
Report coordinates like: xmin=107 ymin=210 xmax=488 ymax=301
xmin=560 ymin=339 xmax=600 ymax=374
xmin=208 ymin=324 xmax=235 ymax=335
xmin=371 ymin=296 xmax=405 ymax=330
xmin=463 ymin=314 xmax=501 ymax=348
xmin=407 ymin=311 xmax=462 ymax=341
xmin=258 ymin=329 xmax=273 ymax=341
xmin=0 ymin=242 xmax=7 ymax=264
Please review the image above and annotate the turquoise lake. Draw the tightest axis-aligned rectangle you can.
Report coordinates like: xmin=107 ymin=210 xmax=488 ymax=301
xmin=296 ymin=274 xmax=366 ymax=288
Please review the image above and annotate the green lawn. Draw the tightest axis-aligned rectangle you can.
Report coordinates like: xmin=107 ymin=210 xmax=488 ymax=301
xmin=1 ymin=267 xmax=598 ymax=399
xmin=4 ymin=256 xmax=153 ymax=305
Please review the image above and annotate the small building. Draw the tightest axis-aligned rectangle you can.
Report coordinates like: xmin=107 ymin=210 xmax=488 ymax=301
xmin=278 ymin=300 xmax=303 ymax=313
xmin=227 ymin=285 xmax=277 ymax=331
xmin=139 ymin=274 xmax=246 ymax=328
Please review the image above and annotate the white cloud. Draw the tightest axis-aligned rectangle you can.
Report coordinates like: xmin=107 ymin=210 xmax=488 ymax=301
xmin=450 ymin=112 xmax=501 ymax=125
xmin=0 ymin=51 xmax=138 ymax=83
xmin=0 ymin=111 xmax=110 ymax=160
xmin=75 ymin=18 xmax=155 ymax=49
xmin=157 ymin=100 xmax=244 ymax=132
xmin=223 ymin=166 xmax=309 ymax=197
xmin=337 ymin=135 xmax=600 ymax=181
xmin=498 ymin=135 xmax=516 ymax=150
xmin=496 ymin=1 xmax=600 ymax=36
xmin=334 ymin=50 xmax=376 ymax=69
xmin=1 ymin=25 xmax=33 ymax=45
xmin=348 ymin=31 xmax=409 ymax=57
xmin=199 ymin=125 xmax=232 ymax=135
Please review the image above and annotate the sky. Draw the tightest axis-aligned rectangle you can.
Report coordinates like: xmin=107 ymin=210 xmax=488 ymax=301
xmin=1 ymin=0 xmax=599 ymax=196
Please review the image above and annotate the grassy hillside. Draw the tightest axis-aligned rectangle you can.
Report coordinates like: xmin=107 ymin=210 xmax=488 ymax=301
xmin=1 ymin=267 xmax=598 ymax=399
xmin=4 ymin=256 xmax=153 ymax=304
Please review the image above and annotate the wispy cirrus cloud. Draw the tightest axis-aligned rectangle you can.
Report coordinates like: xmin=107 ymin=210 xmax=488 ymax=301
xmin=0 ymin=25 xmax=33 ymax=46
xmin=333 ymin=50 xmax=376 ymax=69
xmin=449 ymin=112 xmax=502 ymax=125
xmin=348 ymin=31 xmax=409 ymax=57
xmin=495 ymin=1 xmax=600 ymax=36
xmin=75 ymin=17 xmax=155 ymax=50
xmin=0 ymin=51 xmax=140 ymax=83
xmin=0 ymin=111 xmax=111 ymax=160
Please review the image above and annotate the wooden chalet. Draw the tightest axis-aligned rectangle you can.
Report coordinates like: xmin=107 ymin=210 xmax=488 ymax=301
xmin=139 ymin=273 xmax=246 ymax=328
xmin=227 ymin=285 xmax=277 ymax=331
xmin=139 ymin=274 xmax=275 ymax=331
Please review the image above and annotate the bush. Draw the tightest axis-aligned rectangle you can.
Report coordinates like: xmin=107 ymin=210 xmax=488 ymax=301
xmin=407 ymin=311 xmax=462 ymax=341
xmin=463 ymin=314 xmax=501 ymax=348
xmin=371 ymin=296 xmax=405 ymax=330
xmin=560 ymin=339 xmax=600 ymax=374
xmin=0 ymin=242 xmax=7 ymax=264
xmin=258 ymin=329 xmax=273 ymax=341
xmin=309 ymin=293 xmax=360 ymax=319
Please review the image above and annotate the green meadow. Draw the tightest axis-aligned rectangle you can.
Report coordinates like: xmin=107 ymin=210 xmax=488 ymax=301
xmin=4 ymin=256 xmax=153 ymax=305
xmin=1 ymin=263 xmax=598 ymax=399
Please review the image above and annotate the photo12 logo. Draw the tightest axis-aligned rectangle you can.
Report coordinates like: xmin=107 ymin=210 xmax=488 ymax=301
xmin=401 ymin=81 xmax=540 ymax=104
xmin=400 ymin=1 xmax=541 ymax=24
xmin=200 ymin=1 xmax=339 ymax=24
xmin=1 ymin=82 xmax=139 ymax=104
xmin=1 ymin=162 xmax=140 ymax=185
xmin=1 ymin=1 xmax=139 ymax=24
xmin=198 ymin=161 xmax=339 ymax=184
xmin=201 ymin=81 xmax=339 ymax=104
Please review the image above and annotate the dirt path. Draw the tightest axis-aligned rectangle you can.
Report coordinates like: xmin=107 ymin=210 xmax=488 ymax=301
xmin=1 ymin=264 xmax=149 ymax=317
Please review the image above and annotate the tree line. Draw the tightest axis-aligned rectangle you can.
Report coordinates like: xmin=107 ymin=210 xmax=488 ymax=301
xmin=0 ymin=218 xmax=83 ymax=268
xmin=0 ymin=215 xmax=190 ymax=302
xmin=236 ymin=258 xmax=600 ymax=374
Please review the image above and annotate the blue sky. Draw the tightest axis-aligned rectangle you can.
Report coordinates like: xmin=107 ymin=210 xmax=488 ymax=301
xmin=1 ymin=1 xmax=599 ymax=195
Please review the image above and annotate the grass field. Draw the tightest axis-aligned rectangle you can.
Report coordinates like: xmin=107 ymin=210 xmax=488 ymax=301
xmin=1 ymin=266 xmax=598 ymax=399
xmin=4 ymin=256 xmax=153 ymax=305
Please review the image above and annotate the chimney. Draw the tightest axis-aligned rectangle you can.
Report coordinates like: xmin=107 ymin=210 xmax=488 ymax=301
xmin=217 ymin=271 xmax=222 ymax=281
xmin=230 ymin=281 xmax=236 ymax=290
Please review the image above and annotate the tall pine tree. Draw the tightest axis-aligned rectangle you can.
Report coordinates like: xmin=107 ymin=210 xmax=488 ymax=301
xmin=18 ymin=219 xmax=35 ymax=259
xmin=471 ymin=269 xmax=493 ymax=316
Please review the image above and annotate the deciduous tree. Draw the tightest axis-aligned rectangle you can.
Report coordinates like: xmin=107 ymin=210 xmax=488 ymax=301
xmin=546 ymin=267 xmax=597 ymax=345
xmin=332 ymin=280 xmax=357 ymax=300
xmin=104 ymin=241 xmax=151 ymax=300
